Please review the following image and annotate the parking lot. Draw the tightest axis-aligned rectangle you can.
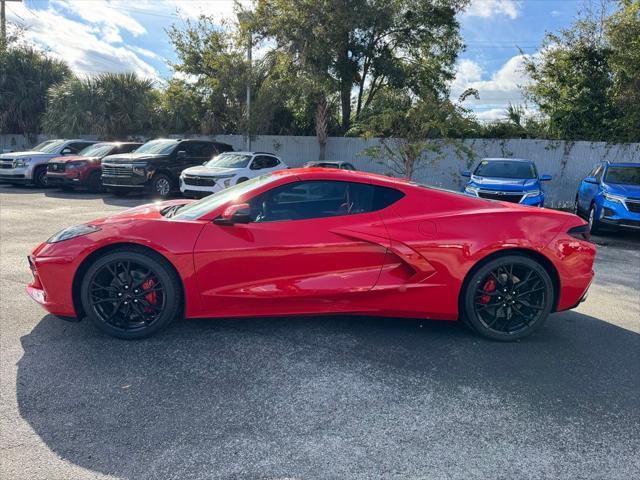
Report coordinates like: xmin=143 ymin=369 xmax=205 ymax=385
xmin=1 ymin=184 xmax=639 ymax=479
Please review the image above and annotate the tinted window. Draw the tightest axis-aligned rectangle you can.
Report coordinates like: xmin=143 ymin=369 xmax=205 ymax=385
xmin=341 ymin=163 xmax=356 ymax=170
xmin=136 ymin=140 xmax=178 ymax=155
xmin=214 ymin=143 xmax=234 ymax=153
xmin=68 ymin=142 xmax=95 ymax=153
xmin=248 ymin=180 xmax=402 ymax=222
xmin=182 ymin=142 xmax=211 ymax=157
xmin=118 ymin=143 xmax=141 ymax=154
xmin=251 ymin=155 xmax=279 ymax=170
xmin=474 ymin=160 xmax=537 ymax=179
xmin=605 ymin=166 xmax=640 ymax=186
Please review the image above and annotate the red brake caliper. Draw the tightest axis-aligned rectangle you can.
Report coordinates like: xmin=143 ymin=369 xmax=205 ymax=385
xmin=142 ymin=278 xmax=157 ymax=312
xmin=480 ymin=277 xmax=496 ymax=304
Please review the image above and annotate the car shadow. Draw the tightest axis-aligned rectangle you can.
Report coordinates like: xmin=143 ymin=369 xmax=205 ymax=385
xmin=16 ymin=312 xmax=640 ymax=479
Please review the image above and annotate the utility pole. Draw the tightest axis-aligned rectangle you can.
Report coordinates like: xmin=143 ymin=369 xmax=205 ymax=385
xmin=1 ymin=0 xmax=6 ymax=50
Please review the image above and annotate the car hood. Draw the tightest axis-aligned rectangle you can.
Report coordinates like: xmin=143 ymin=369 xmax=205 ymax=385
xmin=182 ymin=166 xmax=239 ymax=176
xmin=604 ymin=182 xmax=640 ymax=198
xmin=91 ymin=200 xmax=195 ymax=225
xmin=469 ymin=175 xmax=539 ymax=191
xmin=0 ymin=150 xmax=54 ymax=159
xmin=102 ymin=153 xmax=166 ymax=163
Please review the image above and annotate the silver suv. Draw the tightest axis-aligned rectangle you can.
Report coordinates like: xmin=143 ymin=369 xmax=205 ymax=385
xmin=0 ymin=139 xmax=97 ymax=187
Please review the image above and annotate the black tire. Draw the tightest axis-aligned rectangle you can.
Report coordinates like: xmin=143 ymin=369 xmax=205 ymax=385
xmin=33 ymin=165 xmax=49 ymax=187
xmin=87 ymin=170 xmax=103 ymax=193
xmin=150 ymin=173 xmax=173 ymax=198
xmin=573 ymin=195 xmax=581 ymax=217
xmin=236 ymin=177 xmax=249 ymax=184
xmin=109 ymin=187 xmax=129 ymax=197
xmin=80 ymin=248 xmax=182 ymax=339
xmin=461 ymin=254 xmax=554 ymax=341
xmin=588 ymin=204 xmax=603 ymax=234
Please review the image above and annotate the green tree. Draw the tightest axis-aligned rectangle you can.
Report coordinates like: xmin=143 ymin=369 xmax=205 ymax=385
xmin=0 ymin=45 xmax=70 ymax=136
xmin=254 ymin=0 xmax=468 ymax=132
xmin=43 ymin=72 xmax=157 ymax=138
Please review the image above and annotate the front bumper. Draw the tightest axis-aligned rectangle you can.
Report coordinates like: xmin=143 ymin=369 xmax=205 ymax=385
xmin=0 ymin=166 xmax=33 ymax=183
xmin=26 ymin=253 xmax=77 ymax=318
xmin=102 ymin=175 xmax=147 ymax=188
xmin=179 ymin=177 xmax=226 ymax=196
xmin=47 ymin=172 xmax=88 ymax=187
xmin=598 ymin=198 xmax=640 ymax=230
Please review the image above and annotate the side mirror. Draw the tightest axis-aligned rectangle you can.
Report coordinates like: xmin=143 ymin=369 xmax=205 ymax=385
xmin=461 ymin=170 xmax=471 ymax=178
xmin=61 ymin=147 xmax=72 ymax=155
xmin=177 ymin=150 xmax=187 ymax=159
xmin=213 ymin=203 xmax=252 ymax=225
xmin=584 ymin=176 xmax=598 ymax=185
xmin=540 ymin=174 xmax=552 ymax=182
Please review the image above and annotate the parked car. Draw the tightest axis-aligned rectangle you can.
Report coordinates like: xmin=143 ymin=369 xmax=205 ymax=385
xmin=27 ymin=168 xmax=595 ymax=341
xmin=574 ymin=162 xmax=640 ymax=233
xmin=101 ymin=138 xmax=233 ymax=198
xmin=47 ymin=142 xmax=142 ymax=192
xmin=180 ymin=151 xmax=286 ymax=198
xmin=303 ymin=161 xmax=357 ymax=170
xmin=461 ymin=158 xmax=552 ymax=207
xmin=0 ymin=139 xmax=98 ymax=187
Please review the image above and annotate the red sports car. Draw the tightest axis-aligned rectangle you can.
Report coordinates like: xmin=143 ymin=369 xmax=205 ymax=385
xmin=26 ymin=169 xmax=595 ymax=341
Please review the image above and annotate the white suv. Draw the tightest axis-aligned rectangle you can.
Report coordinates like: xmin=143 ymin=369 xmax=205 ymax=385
xmin=0 ymin=139 xmax=97 ymax=187
xmin=180 ymin=151 xmax=287 ymax=197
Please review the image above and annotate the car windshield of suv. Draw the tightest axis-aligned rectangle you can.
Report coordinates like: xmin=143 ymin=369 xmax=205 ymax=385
xmin=135 ymin=140 xmax=178 ymax=155
xmin=205 ymin=153 xmax=252 ymax=169
xmin=36 ymin=140 xmax=67 ymax=154
xmin=32 ymin=140 xmax=58 ymax=152
xmin=474 ymin=160 xmax=537 ymax=179
xmin=172 ymin=174 xmax=280 ymax=221
xmin=604 ymin=166 xmax=640 ymax=186
xmin=78 ymin=143 xmax=114 ymax=157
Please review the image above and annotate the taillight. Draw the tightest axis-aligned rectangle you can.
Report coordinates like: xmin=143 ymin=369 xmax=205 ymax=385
xmin=567 ymin=224 xmax=591 ymax=241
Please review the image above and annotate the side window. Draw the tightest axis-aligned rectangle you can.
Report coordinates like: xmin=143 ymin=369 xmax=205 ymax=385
xmin=202 ymin=143 xmax=218 ymax=158
xmin=119 ymin=144 xmax=139 ymax=154
xmin=251 ymin=155 xmax=279 ymax=170
xmin=247 ymin=180 xmax=403 ymax=222
xmin=342 ymin=163 xmax=356 ymax=170
xmin=182 ymin=142 xmax=207 ymax=157
xmin=68 ymin=142 xmax=93 ymax=153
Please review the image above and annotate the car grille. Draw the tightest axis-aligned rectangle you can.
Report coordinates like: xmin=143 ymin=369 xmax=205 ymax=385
xmin=48 ymin=162 xmax=65 ymax=172
xmin=183 ymin=175 xmax=217 ymax=187
xmin=625 ymin=198 xmax=640 ymax=213
xmin=477 ymin=190 xmax=523 ymax=203
xmin=0 ymin=159 xmax=14 ymax=169
xmin=102 ymin=164 xmax=133 ymax=177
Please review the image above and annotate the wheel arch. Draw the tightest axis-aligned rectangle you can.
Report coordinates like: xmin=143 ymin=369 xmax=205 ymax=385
xmin=72 ymin=242 xmax=185 ymax=319
xmin=459 ymin=248 xmax=561 ymax=314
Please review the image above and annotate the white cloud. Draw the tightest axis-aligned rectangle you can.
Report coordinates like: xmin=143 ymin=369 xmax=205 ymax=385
xmin=451 ymin=54 xmax=535 ymax=121
xmin=464 ymin=0 xmax=521 ymax=20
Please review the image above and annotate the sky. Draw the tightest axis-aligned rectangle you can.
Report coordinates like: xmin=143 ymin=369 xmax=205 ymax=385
xmin=7 ymin=0 xmax=591 ymax=122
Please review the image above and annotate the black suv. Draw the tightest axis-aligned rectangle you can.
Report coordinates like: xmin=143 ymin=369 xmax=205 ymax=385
xmin=101 ymin=138 xmax=233 ymax=197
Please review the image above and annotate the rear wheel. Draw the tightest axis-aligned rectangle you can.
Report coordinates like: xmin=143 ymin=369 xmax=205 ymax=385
xmin=33 ymin=166 xmax=48 ymax=187
xmin=80 ymin=249 xmax=182 ymax=339
xmin=87 ymin=170 xmax=103 ymax=193
xmin=461 ymin=255 xmax=554 ymax=341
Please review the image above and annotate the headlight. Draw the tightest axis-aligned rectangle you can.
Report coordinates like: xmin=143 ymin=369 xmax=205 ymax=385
xmin=523 ymin=189 xmax=541 ymax=198
xmin=132 ymin=163 xmax=147 ymax=176
xmin=603 ymin=192 xmax=626 ymax=204
xmin=47 ymin=224 xmax=101 ymax=243
xmin=464 ymin=185 xmax=479 ymax=196
xmin=67 ymin=161 xmax=88 ymax=169
xmin=13 ymin=158 xmax=32 ymax=168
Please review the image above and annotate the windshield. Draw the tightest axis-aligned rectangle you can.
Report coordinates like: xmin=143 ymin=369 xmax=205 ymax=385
xmin=37 ymin=140 xmax=67 ymax=154
xmin=173 ymin=175 xmax=279 ymax=221
xmin=135 ymin=140 xmax=178 ymax=155
xmin=31 ymin=140 xmax=58 ymax=152
xmin=78 ymin=143 xmax=114 ymax=157
xmin=205 ymin=153 xmax=252 ymax=169
xmin=474 ymin=160 xmax=537 ymax=179
xmin=605 ymin=166 xmax=640 ymax=186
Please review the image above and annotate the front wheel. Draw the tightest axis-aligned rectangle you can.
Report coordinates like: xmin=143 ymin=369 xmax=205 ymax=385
xmin=80 ymin=249 xmax=182 ymax=339
xmin=33 ymin=166 xmax=48 ymax=187
xmin=461 ymin=255 xmax=554 ymax=341
xmin=588 ymin=205 xmax=603 ymax=234
xmin=151 ymin=174 xmax=173 ymax=198
xmin=87 ymin=170 xmax=104 ymax=193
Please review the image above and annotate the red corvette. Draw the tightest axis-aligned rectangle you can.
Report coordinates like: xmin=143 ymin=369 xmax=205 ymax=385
xmin=26 ymin=168 xmax=595 ymax=340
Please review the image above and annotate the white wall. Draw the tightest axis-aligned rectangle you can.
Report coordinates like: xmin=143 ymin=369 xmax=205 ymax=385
xmin=3 ymin=133 xmax=638 ymax=206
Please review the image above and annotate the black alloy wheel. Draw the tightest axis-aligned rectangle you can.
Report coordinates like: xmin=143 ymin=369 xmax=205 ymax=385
xmin=33 ymin=166 xmax=48 ymax=187
xmin=462 ymin=255 xmax=553 ymax=341
xmin=81 ymin=249 xmax=181 ymax=339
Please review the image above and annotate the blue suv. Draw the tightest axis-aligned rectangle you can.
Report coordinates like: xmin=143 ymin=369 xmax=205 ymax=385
xmin=574 ymin=162 xmax=640 ymax=233
xmin=461 ymin=158 xmax=551 ymax=207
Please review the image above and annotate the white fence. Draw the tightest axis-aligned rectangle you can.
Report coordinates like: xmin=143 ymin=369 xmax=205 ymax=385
xmin=2 ymin=134 xmax=639 ymax=206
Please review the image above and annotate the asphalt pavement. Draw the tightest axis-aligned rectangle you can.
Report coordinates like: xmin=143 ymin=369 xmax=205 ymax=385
xmin=1 ymin=184 xmax=639 ymax=480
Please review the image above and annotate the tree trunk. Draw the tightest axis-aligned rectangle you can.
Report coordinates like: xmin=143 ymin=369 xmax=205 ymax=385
xmin=340 ymin=81 xmax=351 ymax=132
xmin=315 ymin=95 xmax=328 ymax=161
